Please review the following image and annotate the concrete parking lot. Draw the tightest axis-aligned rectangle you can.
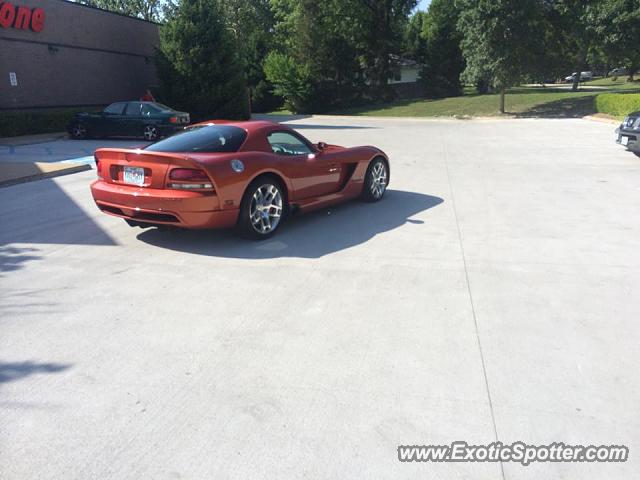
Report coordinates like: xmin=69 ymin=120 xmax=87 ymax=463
xmin=0 ymin=135 xmax=144 ymax=164
xmin=1 ymin=116 xmax=638 ymax=479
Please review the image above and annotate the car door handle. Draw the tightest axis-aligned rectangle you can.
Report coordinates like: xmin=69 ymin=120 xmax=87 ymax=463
xmin=328 ymin=164 xmax=340 ymax=173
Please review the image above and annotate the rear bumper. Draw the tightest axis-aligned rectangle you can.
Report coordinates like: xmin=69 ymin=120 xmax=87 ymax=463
xmin=90 ymin=180 xmax=238 ymax=229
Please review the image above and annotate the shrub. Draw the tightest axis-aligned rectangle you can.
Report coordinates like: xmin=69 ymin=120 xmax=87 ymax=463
xmin=263 ymin=52 xmax=312 ymax=113
xmin=0 ymin=108 xmax=99 ymax=138
xmin=595 ymin=93 xmax=640 ymax=118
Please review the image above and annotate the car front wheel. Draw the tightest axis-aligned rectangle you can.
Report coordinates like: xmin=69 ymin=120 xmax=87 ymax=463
xmin=361 ymin=157 xmax=388 ymax=202
xmin=237 ymin=177 xmax=285 ymax=240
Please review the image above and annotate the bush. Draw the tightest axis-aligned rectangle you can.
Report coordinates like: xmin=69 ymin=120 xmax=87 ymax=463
xmin=263 ymin=52 xmax=312 ymax=113
xmin=595 ymin=93 xmax=640 ymax=118
xmin=0 ymin=108 xmax=100 ymax=138
xmin=156 ymin=0 xmax=250 ymax=121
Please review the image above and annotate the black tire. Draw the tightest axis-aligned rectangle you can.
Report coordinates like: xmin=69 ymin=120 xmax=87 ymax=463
xmin=142 ymin=125 xmax=159 ymax=141
xmin=634 ymin=152 xmax=640 ymax=158
xmin=361 ymin=157 xmax=388 ymax=202
xmin=236 ymin=176 xmax=286 ymax=240
xmin=69 ymin=123 xmax=87 ymax=139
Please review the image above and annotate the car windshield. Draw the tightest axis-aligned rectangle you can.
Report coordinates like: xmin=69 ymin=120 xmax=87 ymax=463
xmin=144 ymin=125 xmax=247 ymax=153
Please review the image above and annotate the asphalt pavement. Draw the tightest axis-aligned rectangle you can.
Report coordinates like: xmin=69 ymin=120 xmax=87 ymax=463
xmin=1 ymin=116 xmax=638 ymax=479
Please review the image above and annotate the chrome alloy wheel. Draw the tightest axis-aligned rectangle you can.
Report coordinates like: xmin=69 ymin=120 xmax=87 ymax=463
xmin=143 ymin=125 xmax=159 ymax=141
xmin=370 ymin=161 xmax=387 ymax=199
xmin=249 ymin=184 xmax=283 ymax=234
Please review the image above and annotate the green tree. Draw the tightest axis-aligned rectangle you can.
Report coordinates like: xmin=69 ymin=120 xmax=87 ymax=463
xmin=352 ymin=0 xmax=418 ymax=100
xmin=552 ymin=0 xmax=600 ymax=91
xmin=156 ymin=0 xmax=249 ymax=119
xmin=78 ymin=0 xmax=161 ymax=21
xmin=457 ymin=0 xmax=543 ymax=113
xmin=420 ymin=0 xmax=464 ymax=97
xmin=263 ymin=51 xmax=312 ymax=112
xmin=223 ymin=0 xmax=282 ymax=112
xmin=591 ymin=0 xmax=640 ymax=80
xmin=525 ymin=1 xmax=568 ymax=85
xmin=404 ymin=11 xmax=428 ymax=61
xmin=266 ymin=0 xmax=365 ymax=113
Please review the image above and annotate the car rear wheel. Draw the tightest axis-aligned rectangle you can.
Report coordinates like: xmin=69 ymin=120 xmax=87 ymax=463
xmin=143 ymin=125 xmax=159 ymax=141
xmin=70 ymin=123 xmax=87 ymax=139
xmin=237 ymin=177 xmax=285 ymax=240
xmin=361 ymin=157 xmax=388 ymax=202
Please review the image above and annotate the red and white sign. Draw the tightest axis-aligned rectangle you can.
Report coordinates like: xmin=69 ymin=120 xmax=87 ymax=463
xmin=0 ymin=2 xmax=45 ymax=32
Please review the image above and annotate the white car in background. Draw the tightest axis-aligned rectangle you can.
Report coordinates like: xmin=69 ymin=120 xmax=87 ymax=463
xmin=565 ymin=71 xmax=593 ymax=82
xmin=609 ymin=67 xmax=627 ymax=77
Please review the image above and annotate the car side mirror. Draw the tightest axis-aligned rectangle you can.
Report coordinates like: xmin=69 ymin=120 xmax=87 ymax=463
xmin=317 ymin=142 xmax=327 ymax=151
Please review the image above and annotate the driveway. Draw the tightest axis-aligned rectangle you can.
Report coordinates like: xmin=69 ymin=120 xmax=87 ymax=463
xmin=0 ymin=116 xmax=638 ymax=479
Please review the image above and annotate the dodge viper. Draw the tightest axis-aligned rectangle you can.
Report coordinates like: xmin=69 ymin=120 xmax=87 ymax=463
xmin=90 ymin=120 xmax=389 ymax=239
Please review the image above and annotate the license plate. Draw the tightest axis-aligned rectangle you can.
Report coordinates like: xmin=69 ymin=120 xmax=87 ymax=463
xmin=622 ymin=136 xmax=629 ymax=146
xmin=123 ymin=166 xmax=145 ymax=186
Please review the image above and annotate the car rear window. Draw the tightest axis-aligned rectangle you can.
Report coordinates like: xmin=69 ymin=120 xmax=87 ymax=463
xmin=153 ymin=103 xmax=173 ymax=112
xmin=144 ymin=126 xmax=247 ymax=153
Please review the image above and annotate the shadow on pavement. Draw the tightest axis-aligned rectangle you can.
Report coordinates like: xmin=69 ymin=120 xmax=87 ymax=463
xmin=0 ymin=178 xmax=117 ymax=248
xmin=286 ymin=124 xmax=377 ymax=130
xmin=515 ymin=95 xmax=599 ymax=118
xmin=0 ymin=246 xmax=41 ymax=275
xmin=0 ymin=360 xmax=71 ymax=384
xmin=253 ymin=114 xmax=313 ymax=123
xmin=137 ymin=190 xmax=444 ymax=259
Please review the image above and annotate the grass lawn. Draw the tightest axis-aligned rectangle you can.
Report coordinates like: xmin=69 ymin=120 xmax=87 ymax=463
xmin=584 ymin=77 xmax=640 ymax=90
xmin=265 ymin=79 xmax=640 ymax=119
xmin=287 ymin=79 xmax=637 ymax=119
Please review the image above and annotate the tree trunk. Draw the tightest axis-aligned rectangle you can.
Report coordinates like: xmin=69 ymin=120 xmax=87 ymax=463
xmin=571 ymin=74 xmax=580 ymax=92
xmin=499 ymin=88 xmax=505 ymax=114
xmin=572 ymin=51 xmax=586 ymax=92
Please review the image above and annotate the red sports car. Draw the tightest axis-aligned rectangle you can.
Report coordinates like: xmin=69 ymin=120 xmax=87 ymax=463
xmin=90 ymin=120 xmax=389 ymax=239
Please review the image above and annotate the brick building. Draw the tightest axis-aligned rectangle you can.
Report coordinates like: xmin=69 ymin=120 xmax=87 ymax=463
xmin=0 ymin=0 xmax=159 ymax=111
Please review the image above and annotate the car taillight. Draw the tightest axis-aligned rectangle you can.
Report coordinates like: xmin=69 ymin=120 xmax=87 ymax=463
xmin=94 ymin=154 xmax=102 ymax=178
xmin=168 ymin=168 xmax=213 ymax=190
xmin=169 ymin=116 xmax=178 ymax=124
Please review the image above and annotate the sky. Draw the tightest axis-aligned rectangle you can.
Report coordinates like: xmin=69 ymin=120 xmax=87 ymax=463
xmin=416 ymin=0 xmax=432 ymax=11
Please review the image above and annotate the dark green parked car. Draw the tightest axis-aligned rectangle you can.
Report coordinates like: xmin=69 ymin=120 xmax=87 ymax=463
xmin=67 ymin=101 xmax=190 ymax=141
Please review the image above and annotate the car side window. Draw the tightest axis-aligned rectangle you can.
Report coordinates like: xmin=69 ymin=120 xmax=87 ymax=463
xmin=267 ymin=131 xmax=313 ymax=156
xmin=141 ymin=104 xmax=160 ymax=116
xmin=125 ymin=102 xmax=142 ymax=116
xmin=104 ymin=102 xmax=126 ymax=115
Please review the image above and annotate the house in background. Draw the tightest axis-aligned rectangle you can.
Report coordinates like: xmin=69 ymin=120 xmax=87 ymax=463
xmin=388 ymin=56 xmax=424 ymax=99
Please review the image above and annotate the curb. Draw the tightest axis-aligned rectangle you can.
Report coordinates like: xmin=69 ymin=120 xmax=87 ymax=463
xmin=0 ymin=162 xmax=91 ymax=188
xmin=259 ymin=113 xmax=621 ymax=123
xmin=0 ymin=132 xmax=67 ymax=147
xmin=582 ymin=115 xmax=620 ymax=125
